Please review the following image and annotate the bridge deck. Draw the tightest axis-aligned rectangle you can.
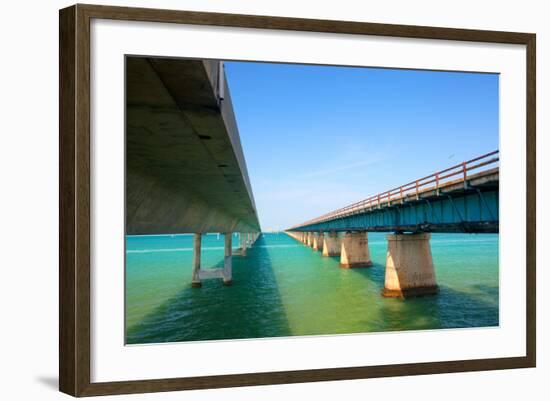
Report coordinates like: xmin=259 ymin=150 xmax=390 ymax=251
xmin=290 ymin=152 xmax=499 ymax=234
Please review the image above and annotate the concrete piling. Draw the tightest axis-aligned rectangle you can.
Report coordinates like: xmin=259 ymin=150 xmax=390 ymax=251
xmin=239 ymin=232 xmax=248 ymax=256
xmin=322 ymin=231 xmax=341 ymax=256
xmin=191 ymin=233 xmax=202 ymax=288
xmin=306 ymin=232 xmax=314 ymax=247
xmin=313 ymin=232 xmax=324 ymax=251
xmin=381 ymin=233 xmax=438 ymax=298
xmin=340 ymin=231 xmax=372 ymax=268
xmin=223 ymin=232 xmax=232 ymax=286
xmin=192 ymin=231 xmax=261 ymax=287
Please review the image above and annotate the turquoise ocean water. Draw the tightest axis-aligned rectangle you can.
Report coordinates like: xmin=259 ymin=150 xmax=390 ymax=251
xmin=125 ymin=232 xmax=498 ymax=344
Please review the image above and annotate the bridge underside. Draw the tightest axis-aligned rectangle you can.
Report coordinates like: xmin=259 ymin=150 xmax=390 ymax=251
xmin=126 ymin=56 xmax=260 ymax=235
xmin=294 ymin=169 xmax=498 ymax=234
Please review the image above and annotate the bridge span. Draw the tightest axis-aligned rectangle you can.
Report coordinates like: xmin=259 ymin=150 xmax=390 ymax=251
xmin=286 ymin=151 xmax=499 ymax=298
xmin=126 ymin=57 xmax=260 ymax=287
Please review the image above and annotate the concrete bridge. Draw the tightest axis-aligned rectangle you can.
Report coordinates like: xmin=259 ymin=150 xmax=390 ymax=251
xmin=126 ymin=56 xmax=260 ymax=287
xmin=286 ymin=151 xmax=499 ymax=298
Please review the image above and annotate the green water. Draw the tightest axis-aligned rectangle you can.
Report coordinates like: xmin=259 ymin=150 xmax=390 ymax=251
xmin=125 ymin=232 xmax=498 ymax=344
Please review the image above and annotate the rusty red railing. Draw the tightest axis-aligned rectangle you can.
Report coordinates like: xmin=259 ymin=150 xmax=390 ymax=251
xmin=290 ymin=150 xmax=499 ymax=229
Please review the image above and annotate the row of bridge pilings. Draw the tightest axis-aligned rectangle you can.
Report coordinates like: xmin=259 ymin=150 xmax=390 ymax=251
xmin=286 ymin=231 xmax=438 ymax=299
xmin=191 ymin=232 xmax=260 ymax=288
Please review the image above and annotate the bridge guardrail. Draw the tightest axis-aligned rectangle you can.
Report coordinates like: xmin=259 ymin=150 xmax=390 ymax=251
xmin=291 ymin=150 xmax=499 ymax=229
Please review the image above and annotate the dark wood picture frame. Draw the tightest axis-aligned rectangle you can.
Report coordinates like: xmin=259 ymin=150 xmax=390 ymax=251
xmin=59 ymin=3 xmax=536 ymax=397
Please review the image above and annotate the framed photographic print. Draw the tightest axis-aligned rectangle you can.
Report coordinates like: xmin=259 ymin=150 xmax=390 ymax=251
xmin=59 ymin=3 xmax=536 ymax=397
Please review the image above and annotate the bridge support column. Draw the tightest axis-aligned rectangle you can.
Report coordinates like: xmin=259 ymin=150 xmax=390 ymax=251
xmin=340 ymin=231 xmax=372 ymax=268
xmin=250 ymin=232 xmax=259 ymax=246
xmin=313 ymin=232 xmax=324 ymax=251
xmin=238 ymin=232 xmax=247 ymax=256
xmin=222 ymin=232 xmax=232 ymax=286
xmin=382 ymin=233 xmax=438 ymax=298
xmin=191 ymin=233 xmax=202 ymax=288
xmin=313 ymin=233 xmax=320 ymax=250
xmin=322 ymin=231 xmax=341 ymax=256
xmin=307 ymin=232 xmax=314 ymax=247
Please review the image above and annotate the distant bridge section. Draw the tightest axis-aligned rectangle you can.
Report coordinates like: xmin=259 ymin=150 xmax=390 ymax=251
xmin=126 ymin=56 xmax=261 ymax=288
xmin=289 ymin=151 xmax=499 ymax=234
xmin=287 ymin=151 xmax=499 ymax=298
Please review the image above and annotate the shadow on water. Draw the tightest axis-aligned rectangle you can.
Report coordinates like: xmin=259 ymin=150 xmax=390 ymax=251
xmin=324 ymin=258 xmax=499 ymax=333
xmin=369 ymin=284 xmax=499 ymax=332
xmin=126 ymin=235 xmax=292 ymax=344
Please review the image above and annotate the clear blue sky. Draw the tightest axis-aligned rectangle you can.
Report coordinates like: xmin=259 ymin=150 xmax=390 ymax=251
xmin=224 ymin=61 xmax=499 ymax=232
